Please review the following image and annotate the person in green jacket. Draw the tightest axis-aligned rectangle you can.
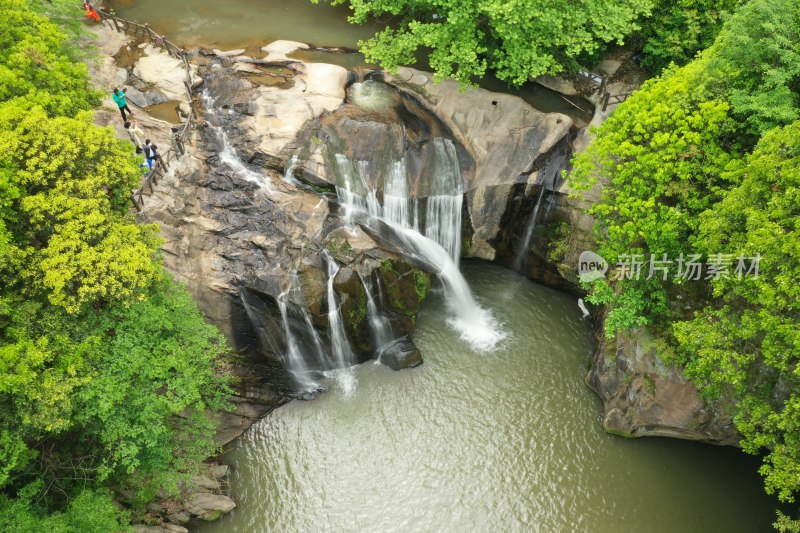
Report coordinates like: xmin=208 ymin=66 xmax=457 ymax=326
xmin=113 ymin=87 xmax=133 ymax=121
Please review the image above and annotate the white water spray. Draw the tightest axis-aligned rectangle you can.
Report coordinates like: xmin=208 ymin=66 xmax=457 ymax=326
xmin=333 ymin=139 xmax=506 ymax=352
xmin=323 ymin=251 xmax=357 ymax=394
xmin=360 ymin=274 xmax=394 ymax=364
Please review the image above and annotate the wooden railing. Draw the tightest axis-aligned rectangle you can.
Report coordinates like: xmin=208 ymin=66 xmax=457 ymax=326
xmin=600 ymin=91 xmax=632 ymax=111
xmin=129 ymin=128 xmax=191 ymax=210
xmin=575 ymin=70 xmax=633 ymax=112
xmin=88 ymin=2 xmax=198 ymax=211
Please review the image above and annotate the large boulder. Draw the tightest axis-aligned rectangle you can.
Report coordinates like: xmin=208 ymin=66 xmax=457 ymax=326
xmin=383 ymin=67 xmax=573 ymax=261
xmin=182 ymin=493 xmax=236 ymax=521
xmin=236 ymin=57 xmax=348 ymax=162
xmin=587 ymin=323 xmax=738 ymax=444
xmin=133 ymin=44 xmax=199 ymax=103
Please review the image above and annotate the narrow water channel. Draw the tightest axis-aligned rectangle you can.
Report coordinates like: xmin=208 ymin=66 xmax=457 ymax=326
xmin=196 ymin=262 xmax=776 ymax=533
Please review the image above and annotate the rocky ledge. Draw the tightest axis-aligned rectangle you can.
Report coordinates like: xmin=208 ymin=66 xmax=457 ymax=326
xmin=96 ymin=29 xmax=740 ymax=510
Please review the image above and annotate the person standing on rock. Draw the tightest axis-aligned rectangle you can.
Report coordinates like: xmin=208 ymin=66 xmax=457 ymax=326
xmin=113 ymin=88 xmax=133 ymax=121
xmin=124 ymin=120 xmax=144 ymax=153
xmin=143 ymin=139 xmax=158 ymax=170
xmin=169 ymin=126 xmax=184 ymax=158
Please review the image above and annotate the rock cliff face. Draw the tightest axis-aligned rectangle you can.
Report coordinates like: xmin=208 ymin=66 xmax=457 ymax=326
xmin=138 ymin=51 xmax=432 ymax=435
xmin=587 ymin=323 xmax=738 ymax=444
xmin=129 ymin=39 xmax=737 ymax=448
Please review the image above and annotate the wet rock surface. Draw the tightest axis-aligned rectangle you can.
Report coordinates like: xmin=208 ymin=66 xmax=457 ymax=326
xmin=587 ymin=324 xmax=738 ymax=445
xmin=95 ymin=33 xmax=741 ymax=531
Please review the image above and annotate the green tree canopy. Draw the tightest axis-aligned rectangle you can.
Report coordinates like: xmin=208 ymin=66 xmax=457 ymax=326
xmin=674 ymin=121 xmax=800 ymax=503
xmin=569 ymin=0 xmax=800 ymax=521
xmin=637 ymin=0 xmax=742 ymax=72
xmin=0 ymin=1 xmax=230 ymax=527
xmin=702 ymin=0 xmax=800 ymax=141
xmin=0 ymin=0 xmax=99 ymax=116
xmin=0 ymin=104 xmax=161 ymax=313
xmin=316 ymin=0 xmax=653 ymax=85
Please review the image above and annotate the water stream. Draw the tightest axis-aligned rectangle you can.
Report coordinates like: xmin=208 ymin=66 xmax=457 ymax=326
xmin=195 ymin=263 xmax=777 ymax=533
xmin=204 ymin=92 xmax=272 ymax=191
xmin=514 ymin=183 xmax=548 ymax=272
xmin=360 ymin=273 xmax=394 ymax=364
xmin=277 ymin=292 xmax=316 ymax=391
xmin=323 ymin=251 xmax=358 ymax=395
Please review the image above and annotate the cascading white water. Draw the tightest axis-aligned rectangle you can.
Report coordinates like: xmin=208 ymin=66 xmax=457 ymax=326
xmin=277 ymin=292 xmax=317 ymax=391
xmin=323 ymin=251 xmax=358 ymax=394
xmin=425 ymin=138 xmax=463 ymax=263
xmin=203 ymin=91 xmax=272 ymax=191
xmin=283 ymin=155 xmax=300 ymax=184
xmin=333 ymin=138 xmax=506 ymax=352
xmin=334 ymin=154 xmax=379 ymax=229
xmin=359 ymin=274 xmax=394 ymax=364
xmin=218 ymin=131 xmax=272 ymax=190
xmin=513 ymin=184 xmax=548 ymax=271
xmin=383 ymin=159 xmax=411 ymax=228
xmin=287 ymin=272 xmax=330 ymax=371
xmin=425 ymin=195 xmax=462 ymax=264
xmin=393 ymin=225 xmax=505 ymax=352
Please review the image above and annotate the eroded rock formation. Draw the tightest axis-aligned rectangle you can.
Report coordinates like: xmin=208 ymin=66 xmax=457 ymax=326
xmin=126 ymin=37 xmax=738 ymax=454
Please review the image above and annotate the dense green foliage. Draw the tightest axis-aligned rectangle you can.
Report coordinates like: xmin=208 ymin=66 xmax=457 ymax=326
xmin=0 ymin=0 xmax=229 ymax=528
xmin=0 ymin=0 xmax=99 ymax=115
xmin=637 ymin=0 xmax=742 ymax=72
xmin=317 ymin=0 xmax=751 ymax=83
xmin=673 ymin=122 xmax=800 ymax=503
xmin=571 ymin=0 xmax=800 ymax=524
xmin=317 ymin=0 xmax=653 ymax=85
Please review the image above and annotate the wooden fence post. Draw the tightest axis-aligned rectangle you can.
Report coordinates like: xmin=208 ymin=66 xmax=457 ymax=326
xmin=108 ymin=9 xmax=121 ymax=32
xmin=602 ymin=92 xmax=611 ymax=112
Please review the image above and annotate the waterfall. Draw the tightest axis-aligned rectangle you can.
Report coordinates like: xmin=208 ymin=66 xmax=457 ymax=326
xmin=277 ymin=292 xmax=317 ymax=391
xmin=283 ymin=155 xmax=300 ymax=184
xmin=287 ymin=271 xmax=330 ymax=371
xmin=425 ymin=138 xmax=463 ymax=263
xmin=203 ymin=91 xmax=272 ymax=191
xmin=333 ymin=139 xmax=506 ymax=352
xmin=425 ymin=195 xmax=462 ymax=264
xmin=218 ymin=130 xmax=272 ymax=190
xmin=334 ymin=154 xmax=379 ymax=228
xmin=360 ymin=274 xmax=394 ymax=364
xmin=392 ymin=224 xmax=505 ymax=352
xmin=513 ymin=184 xmax=547 ymax=271
xmin=383 ymin=160 xmax=410 ymax=228
xmin=323 ymin=251 xmax=357 ymax=393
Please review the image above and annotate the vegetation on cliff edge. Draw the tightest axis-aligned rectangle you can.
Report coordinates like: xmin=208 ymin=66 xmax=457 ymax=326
xmin=570 ymin=0 xmax=800 ymax=526
xmin=315 ymin=0 xmax=743 ymax=84
xmin=0 ymin=0 xmax=229 ymax=529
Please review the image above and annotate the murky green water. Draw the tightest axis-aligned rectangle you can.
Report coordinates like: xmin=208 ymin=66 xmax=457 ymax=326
xmin=108 ymin=0 xmax=379 ymax=49
xmin=196 ymin=263 xmax=776 ymax=533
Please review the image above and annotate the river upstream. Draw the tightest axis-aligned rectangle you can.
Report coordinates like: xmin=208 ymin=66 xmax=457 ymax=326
xmin=110 ymin=1 xmax=780 ymax=530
